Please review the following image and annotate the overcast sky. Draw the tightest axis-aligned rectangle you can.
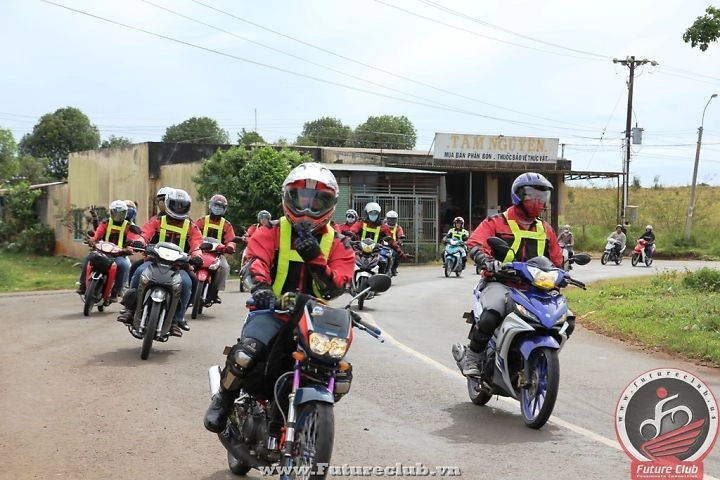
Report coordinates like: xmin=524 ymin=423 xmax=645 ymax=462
xmin=2 ymin=0 xmax=720 ymax=187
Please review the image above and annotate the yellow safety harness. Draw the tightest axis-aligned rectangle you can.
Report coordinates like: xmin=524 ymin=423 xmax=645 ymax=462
xmin=159 ymin=216 xmax=190 ymax=251
xmin=502 ymin=212 xmax=546 ymax=264
xmin=104 ymin=219 xmax=128 ymax=246
xmin=361 ymin=223 xmax=382 ymax=242
xmin=201 ymin=215 xmax=226 ymax=241
xmin=273 ymin=217 xmax=333 ymax=297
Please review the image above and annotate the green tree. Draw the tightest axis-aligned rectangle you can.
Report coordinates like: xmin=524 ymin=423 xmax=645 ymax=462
xmin=0 ymin=128 xmax=18 ymax=182
xmin=351 ymin=115 xmax=417 ymax=149
xmin=238 ymin=128 xmax=266 ymax=146
xmin=295 ymin=116 xmax=352 ymax=147
xmin=101 ymin=135 xmax=134 ymax=149
xmin=193 ymin=146 xmax=309 ymax=228
xmin=18 ymin=107 xmax=100 ymax=180
xmin=162 ymin=116 xmax=229 ymax=144
xmin=683 ymin=6 xmax=720 ymax=51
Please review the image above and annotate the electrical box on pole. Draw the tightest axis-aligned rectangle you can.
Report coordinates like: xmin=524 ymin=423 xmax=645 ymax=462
xmin=631 ymin=127 xmax=643 ymax=145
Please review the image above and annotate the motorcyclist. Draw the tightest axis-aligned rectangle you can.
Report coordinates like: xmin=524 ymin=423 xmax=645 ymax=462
xmin=334 ymin=208 xmax=358 ymax=236
xmin=244 ymin=210 xmax=272 ymax=240
xmin=557 ymin=224 xmax=574 ymax=258
xmin=194 ymin=194 xmax=238 ymax=304
xmin=76 ymin=200 xmax=139 ymax=300
xmin=118 ymin=188 xmax=204 ymax=337
xmin=125 ymin=200 xmax=138 ymax=224
xmin=459 ymin=172 xmax=563 ymax=377
xmin=203 ymin=162 xmax=355 ymax=434
xmin=381 ymin=210 xmax=409 ymax=276
xmin=349 ymin=202 xmax=383 ymax=242
xmin=609 ymin=224 xmax=627 ymax=257
xmin=444 ymin=216 xmax=469 ymax=270
xmin=639 ymin=225 xmax=656 ymax=258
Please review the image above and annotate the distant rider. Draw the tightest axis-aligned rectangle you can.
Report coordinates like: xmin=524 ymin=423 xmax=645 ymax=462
xmin=334 ymin=208 xmax=358 ymax=236
xmin=609 ymin=224 xmax=626 ymax=256
xmin=639 ymin=225 xmax=655 ymax=258
xmin=381 ymin=210 xmax=409 ymax=276
xmin=557 ymin=224 xmax=574 ymax=258
xmin=444 ymin=216 xmax=469 ymax=270
xmin=194 ymin=194 xmax=238 ymax=304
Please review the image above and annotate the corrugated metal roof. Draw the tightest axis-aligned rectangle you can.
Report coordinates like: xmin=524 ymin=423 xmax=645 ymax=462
xmin=321 ymin=163 xmax=444 ymax=174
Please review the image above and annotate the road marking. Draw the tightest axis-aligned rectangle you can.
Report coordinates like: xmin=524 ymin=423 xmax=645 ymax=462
xmin=378 ymin=328 xmax=720 ymax=480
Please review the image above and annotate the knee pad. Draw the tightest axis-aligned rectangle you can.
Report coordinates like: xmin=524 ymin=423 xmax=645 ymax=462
xmin=221 ymin=337 xmax=266 ymax=391
xmin=476 ymin=309 xmax=501 ymax=335
xmin=120 ymin=288 xmax=138 ymax=310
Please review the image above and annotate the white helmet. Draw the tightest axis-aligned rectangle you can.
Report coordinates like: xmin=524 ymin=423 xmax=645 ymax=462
xmin=385 ymin=210 xmax=399 ymax=227
xmin=282 ymin=162 xmax=339 ymax=231
xmin=109 ymin=200 xmax=128 ymax=223
xmin=364 ymin=202 xmax=381 ymax=223
xmin=165 ymin=188 xmax=192 ymax=220
xmin=645 ymin=225 xmax=653 ymax=231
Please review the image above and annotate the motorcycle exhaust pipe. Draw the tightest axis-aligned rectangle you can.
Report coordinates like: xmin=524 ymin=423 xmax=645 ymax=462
xmin=208 ymin=365 xmax=222 ymax=397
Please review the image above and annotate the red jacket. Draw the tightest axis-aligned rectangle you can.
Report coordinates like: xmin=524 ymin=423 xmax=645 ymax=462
xmin=91 ymin=219 xmax=140 ymax=246
xmin=466 ymin=205 xmax=564 ymax=267
xmin=138 ymin=215 xmax=204 ymax=256
xmin=348 ymin=220 xmax=384 ymax=242
xmin=195 ymin=215 xmax=237 ymax=251
xmin=246 ymin=217 xmax=354 ymax=300
xmin=334 ymin=222 xmax=355 ymax=236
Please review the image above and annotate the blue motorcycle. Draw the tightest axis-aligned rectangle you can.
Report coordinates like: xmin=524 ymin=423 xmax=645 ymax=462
xmin=443 ymin=238 xmax=465 ymax=277
xmin=452 ymin=237 xmax=591 ymax=429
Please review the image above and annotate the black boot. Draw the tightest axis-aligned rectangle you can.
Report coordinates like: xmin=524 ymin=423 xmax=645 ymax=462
xmin=204 ymin=388 xmax=236 ymax=433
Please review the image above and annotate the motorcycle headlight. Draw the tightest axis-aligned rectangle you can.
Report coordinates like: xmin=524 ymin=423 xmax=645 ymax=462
xmin=327 ymin=338 xmax=349 ymax=359
xmin=309 ymin=333 xmax=330 ymax=355
xmin=527 ymin=266 xmax=559 ymax=290
xmin=515 ymin=303 xmax=539 ymax=322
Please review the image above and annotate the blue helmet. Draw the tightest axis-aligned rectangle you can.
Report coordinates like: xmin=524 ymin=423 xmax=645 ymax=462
xmin=511 ymin=172 xmax=553 ymax=218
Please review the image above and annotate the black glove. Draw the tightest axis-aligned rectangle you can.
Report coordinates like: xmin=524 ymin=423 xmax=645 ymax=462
xmin=191 ymin=256 xmax=203 ymax=268
xmin=251 ymin=283 xmax=276 ymax=310
xmin=483 ymin=258 xmax=502 ymax=273
xmin=129 ymin=240 xmax=145 ymax=249
xmin=293 ymin=224 xmax=322 ymax=261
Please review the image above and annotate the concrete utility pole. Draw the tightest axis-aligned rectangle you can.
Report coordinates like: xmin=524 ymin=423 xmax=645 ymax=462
xmin=683 ymin=93 xmax=718 ymax=242
xmin=613 ymin=56 xmax=658 ymax=225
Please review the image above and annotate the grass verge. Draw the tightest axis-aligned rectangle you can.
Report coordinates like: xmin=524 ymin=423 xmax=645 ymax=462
xmin=0 ymin=251 xmax=80 ymax=293
xmin=564 ymin=269 xmax=720 ymax=366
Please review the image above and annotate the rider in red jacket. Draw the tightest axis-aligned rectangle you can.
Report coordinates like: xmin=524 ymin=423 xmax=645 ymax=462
xmin=460 ymin=172 xmax=563 ymax=377
xmin=204 ymin=162 xmax=355 ymax=434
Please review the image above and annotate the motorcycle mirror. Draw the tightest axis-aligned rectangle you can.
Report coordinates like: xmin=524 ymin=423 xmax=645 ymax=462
xmin=230 ymin=235 xmax=243 ymax=243
xmin=129 ymin=224 xmax=142 ymax=235
xmin=487 ymin=236 xmax=511 ymax=261
xmin=571 ymin=253 xmax=592 ymax=265
xmin=367 ymin=274 xmax=392 ymax=293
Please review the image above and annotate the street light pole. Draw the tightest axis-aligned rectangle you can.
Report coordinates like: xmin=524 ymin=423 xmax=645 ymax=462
xmin=683 ymin=93 xmax=718 ymax=242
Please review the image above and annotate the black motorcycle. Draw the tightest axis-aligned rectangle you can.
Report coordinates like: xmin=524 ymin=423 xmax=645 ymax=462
xmin=125 ymin=242 xmax=190 ymax=360
xmin=207 ymin=274 xmax=391 ymax=479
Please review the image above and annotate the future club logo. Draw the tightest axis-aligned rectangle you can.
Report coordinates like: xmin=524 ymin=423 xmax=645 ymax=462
xmin=615 ymin=368 xmax=719 ymax=479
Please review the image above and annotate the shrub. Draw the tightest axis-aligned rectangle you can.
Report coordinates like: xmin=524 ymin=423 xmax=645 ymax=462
xmin=15 ymin=224 xmax=55 ymax=256
xmin=683 ymin=268 xmax=720 ymax=292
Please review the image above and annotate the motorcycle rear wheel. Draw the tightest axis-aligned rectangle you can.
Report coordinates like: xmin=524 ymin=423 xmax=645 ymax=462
xmin=83 ymin=278 xmax=100 ymax=317
xmin=631 ymin=253 xmax=639 ymax=266
xmin=520 ymin=347 xmax=559 ymax=429
xmin=191 ymin=281 xmax=206 ymax=319
xmin=141 ymin=302 xmax=161 ymax=360
xmin=600 ymin=252 xmax=609 ymax=265
xmin=290 ymin=402 xmax=334 ymax=480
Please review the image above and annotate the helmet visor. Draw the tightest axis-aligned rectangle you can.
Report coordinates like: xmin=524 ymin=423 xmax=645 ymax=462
xmin=111 ymin=210 xmax=126 ymax=223
xmin=167 ymin=198 xmax=191 ymax=218
xmin=346 ymin=214 xmax=357 ymax=223
xmin=284 ymin=188 xmax=336 ymax=217
xmin=386 ymin=217 xmax=397 ymax=227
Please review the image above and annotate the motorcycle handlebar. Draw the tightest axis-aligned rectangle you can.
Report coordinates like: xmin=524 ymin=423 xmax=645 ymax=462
xmin=350 ymin=310 xmax=384 ymax=341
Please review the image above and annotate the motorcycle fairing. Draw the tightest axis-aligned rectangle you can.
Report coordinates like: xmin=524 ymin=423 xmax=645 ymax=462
xmin=509 ymin=288 xmax=568 ymax=329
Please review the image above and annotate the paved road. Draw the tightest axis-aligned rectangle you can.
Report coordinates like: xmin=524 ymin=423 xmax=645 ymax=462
xmin=1 ymin=258 xmax=718 ymax=479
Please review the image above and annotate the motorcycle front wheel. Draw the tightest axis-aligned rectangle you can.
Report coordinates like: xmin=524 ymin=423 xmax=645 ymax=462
xmin=227 ymin=450 xmax=251 ymax=476
xmin=645 ymin=256 xmax=653 ymax=267
xmin=631 ymin=253 xmax=639 ymax=266
xmin=357 ymin=277 xmax=368 ymax=310
xmin=141 ymin=301 xmax=161 ymax=360
xmin=444 ymin=260 xmax=452 ymax=278
xmin=191 ymin=281 xmax=206 ymax=319
xmin=290 ymin=402 xmax=334 ymax=480
xmin=83 ymin=277 xmax=101 ymax=317
xmin=600 ymin=252 xmax=609 ymax=265
xmin=520 ymin=347 xmax=559 ymax=429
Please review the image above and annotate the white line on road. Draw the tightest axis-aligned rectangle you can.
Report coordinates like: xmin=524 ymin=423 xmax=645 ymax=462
xmin=379 ymin=328 xmax=720 ymax=480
